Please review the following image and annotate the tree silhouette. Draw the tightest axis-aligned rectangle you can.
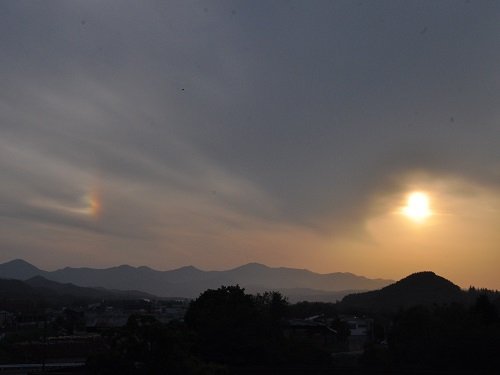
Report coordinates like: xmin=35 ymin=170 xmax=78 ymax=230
xmin=185 ymin=285 xmax=291 ymax=365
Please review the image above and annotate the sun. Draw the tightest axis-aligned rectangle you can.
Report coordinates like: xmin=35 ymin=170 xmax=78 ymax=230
xmin=402 ymin=192 xmax=432 ymax=222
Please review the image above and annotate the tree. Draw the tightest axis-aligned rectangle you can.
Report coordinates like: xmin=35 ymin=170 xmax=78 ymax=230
xmin=87 ymin=316 xmax=226 ymax=374
xmin=472 ymin=294 xmax=499 ymax=325
xmin=184 ymin=286 xmax=288 ymax=365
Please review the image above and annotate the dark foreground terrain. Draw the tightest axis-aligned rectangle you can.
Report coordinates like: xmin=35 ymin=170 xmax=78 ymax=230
xmin=1 ymin=272 xmax=500 ymax=374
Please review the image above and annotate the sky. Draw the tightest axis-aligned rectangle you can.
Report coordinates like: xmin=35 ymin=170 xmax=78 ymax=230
xmin=1 ymin=1 xmax=499 ymax=289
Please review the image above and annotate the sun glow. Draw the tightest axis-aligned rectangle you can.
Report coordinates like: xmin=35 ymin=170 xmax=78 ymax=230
xmin=402 ymin=192 xmax=432 ymax=222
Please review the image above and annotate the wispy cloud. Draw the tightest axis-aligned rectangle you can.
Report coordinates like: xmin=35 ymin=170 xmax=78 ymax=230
xmin=1 ymin=1 xmax=499 ymax=287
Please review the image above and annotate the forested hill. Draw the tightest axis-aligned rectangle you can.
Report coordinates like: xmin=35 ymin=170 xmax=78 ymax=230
xmin=340 ymin=271 xmax=466 ymax=312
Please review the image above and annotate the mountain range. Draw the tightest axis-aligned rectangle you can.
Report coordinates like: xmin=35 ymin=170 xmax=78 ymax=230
xmin=0 ymin=259 xmax=393 ymax=301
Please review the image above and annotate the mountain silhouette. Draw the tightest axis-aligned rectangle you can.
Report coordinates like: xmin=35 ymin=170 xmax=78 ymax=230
xmin=0 ymin=259 xmax=44 ymax=279
xmin=341 ymin=271 xmax=464 ymax=311
xmin=0 ymin=259 xmax=393 ymax=299
xmin=0 ymin=278 xmax=39 ymax=299
xmin=0 ymin=275 xmax=155 ymax=306
xmin=25 ymin=275 xmax=155 ymax=299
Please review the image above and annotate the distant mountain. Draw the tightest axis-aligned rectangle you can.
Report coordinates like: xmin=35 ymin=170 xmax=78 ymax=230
xmin=0 ymin=275 xmax=156 ymax=308
xmin=0 ymin=259 xmax=45 ymax=279
xmin=25 ymin=275 xmax=155 ymax=300
xmin=340 ymin=271 xmax=464 ymax=312
xmin=0 ymin=260 xmax=393 ymax=300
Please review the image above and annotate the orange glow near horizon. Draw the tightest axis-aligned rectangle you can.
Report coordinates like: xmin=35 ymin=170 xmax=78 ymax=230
xmin=20 ymin=176 xmax=500 ymax=290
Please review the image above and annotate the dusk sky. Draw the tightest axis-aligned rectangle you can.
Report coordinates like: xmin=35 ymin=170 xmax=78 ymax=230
xmin=1 ymin=1 xmax=499 ymax=289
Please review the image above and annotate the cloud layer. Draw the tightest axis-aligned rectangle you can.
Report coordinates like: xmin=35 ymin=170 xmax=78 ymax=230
xmin=1 ymin=1 xmax=499 ymax=287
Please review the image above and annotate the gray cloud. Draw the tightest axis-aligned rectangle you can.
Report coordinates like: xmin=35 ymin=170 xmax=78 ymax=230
xmin=1 ymin=0 xmax=499 ymax=268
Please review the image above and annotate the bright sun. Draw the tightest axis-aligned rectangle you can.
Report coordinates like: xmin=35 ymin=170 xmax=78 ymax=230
xmin=402 ymin=192 xmax=432 ymax=222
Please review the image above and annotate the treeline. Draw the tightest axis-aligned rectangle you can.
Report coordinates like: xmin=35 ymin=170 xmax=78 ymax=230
xmin=86 ymin=285 xmax=500 ymax=374
xmin=88 ymin=286 xmax=333 ymax=374
xmin=365 ymin=294 xmax=500 ymax=372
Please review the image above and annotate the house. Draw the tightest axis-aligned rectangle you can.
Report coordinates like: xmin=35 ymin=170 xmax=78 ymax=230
xmin=284 ymin=315 xmax=338 ymax=347
xmin=342 ymin=316 xmax=373 ymax=351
